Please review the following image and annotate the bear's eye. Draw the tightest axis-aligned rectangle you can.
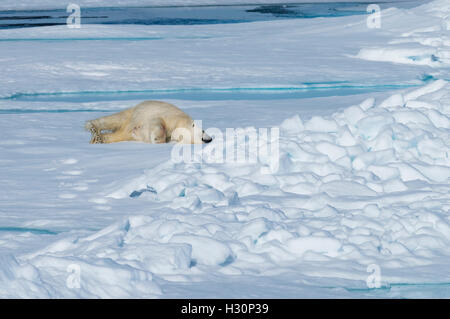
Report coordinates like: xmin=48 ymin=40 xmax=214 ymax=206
xmin=192 ymin=123 xmax=195 ymax=127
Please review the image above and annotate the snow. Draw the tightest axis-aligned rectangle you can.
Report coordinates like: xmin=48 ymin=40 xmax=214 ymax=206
xmin=0 ymin=0 xmax=449 ymax=298
xmin=355 ymin=1 xmax=450 ymax=68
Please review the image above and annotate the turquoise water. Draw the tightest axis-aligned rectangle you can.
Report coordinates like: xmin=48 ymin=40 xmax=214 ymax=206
xmin=344 ymin=282 xmax=450 ymax=298
xmin=0 ymin=83 xmax=419 ymax=106
xmin=0 ymin=1 xmax=424 ymax=29
xmin=0 ymin=82 xmax=422 ymax=114
xmin=0 ymin=227 xmax=59 ymax=235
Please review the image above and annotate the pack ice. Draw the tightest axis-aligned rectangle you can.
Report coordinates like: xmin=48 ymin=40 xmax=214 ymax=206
xmin=3 ymin=82 xmax=449 ymax=298
xmin=0 ymin=0 xmax=449 ymax=298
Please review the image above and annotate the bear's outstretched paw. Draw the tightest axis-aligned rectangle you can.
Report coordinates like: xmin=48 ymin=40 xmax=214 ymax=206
xmin=90 ymin=131 xmax=104 ymax=144
xmin=88 ymin=126 xmax=104 ymax=144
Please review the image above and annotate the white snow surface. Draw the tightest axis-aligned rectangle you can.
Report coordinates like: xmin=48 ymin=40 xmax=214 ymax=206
xmin=0 ymin=0 xmax=449 ymax=298
xmin=356 ymin=0 xmax=450 ymax=68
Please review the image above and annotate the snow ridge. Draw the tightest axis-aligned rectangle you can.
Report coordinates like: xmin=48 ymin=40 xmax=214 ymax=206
xmin=2 ymin=79 xmax=448 ymax=298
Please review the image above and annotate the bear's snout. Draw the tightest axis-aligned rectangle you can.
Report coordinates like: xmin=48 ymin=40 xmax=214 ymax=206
xmin=202 ymin=130 xmax=212 ymax=143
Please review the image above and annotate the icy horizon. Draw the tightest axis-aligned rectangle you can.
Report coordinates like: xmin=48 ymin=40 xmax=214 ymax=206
xmin=0 ymin=0 xmax=430 ymax=11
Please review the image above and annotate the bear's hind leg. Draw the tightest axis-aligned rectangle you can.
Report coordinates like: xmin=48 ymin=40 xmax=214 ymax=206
xmin=131 ymin=118 xmax=167 ymax=144
xmin=85 ymin=109 xmax=132 ymax=144
xmin=101 ymin=129 xmax=132 ymax=144
xmin=85 ymin=109 xmax=131 ymax=133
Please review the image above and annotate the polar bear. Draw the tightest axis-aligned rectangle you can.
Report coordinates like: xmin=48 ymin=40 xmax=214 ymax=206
xmin=85 ymin=100 xmax=212 ymax=144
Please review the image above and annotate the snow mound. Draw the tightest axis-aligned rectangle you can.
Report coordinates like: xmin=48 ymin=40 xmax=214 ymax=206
xmin=3 ymin=81 xmax=449 ymax=298
xmin=356 ymin=2 xmax=450 ymax=68
xmin=4 ymin=80 xmax=450 ymax=298
xmin=1 ymin=218 xmax=163 ymax=298
xmin=85 ymin=79 xmax=449 ymax=292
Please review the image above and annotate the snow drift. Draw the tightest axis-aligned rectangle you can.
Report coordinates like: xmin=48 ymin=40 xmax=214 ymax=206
xmin=0 ymin=0 xmax=449 ymax=298
xmin=2 ymin=78 xmax=448 ymax=298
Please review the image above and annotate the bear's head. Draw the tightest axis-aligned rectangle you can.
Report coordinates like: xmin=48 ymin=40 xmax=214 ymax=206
xmin=172 ymin=119 xmax=212 ymax=144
